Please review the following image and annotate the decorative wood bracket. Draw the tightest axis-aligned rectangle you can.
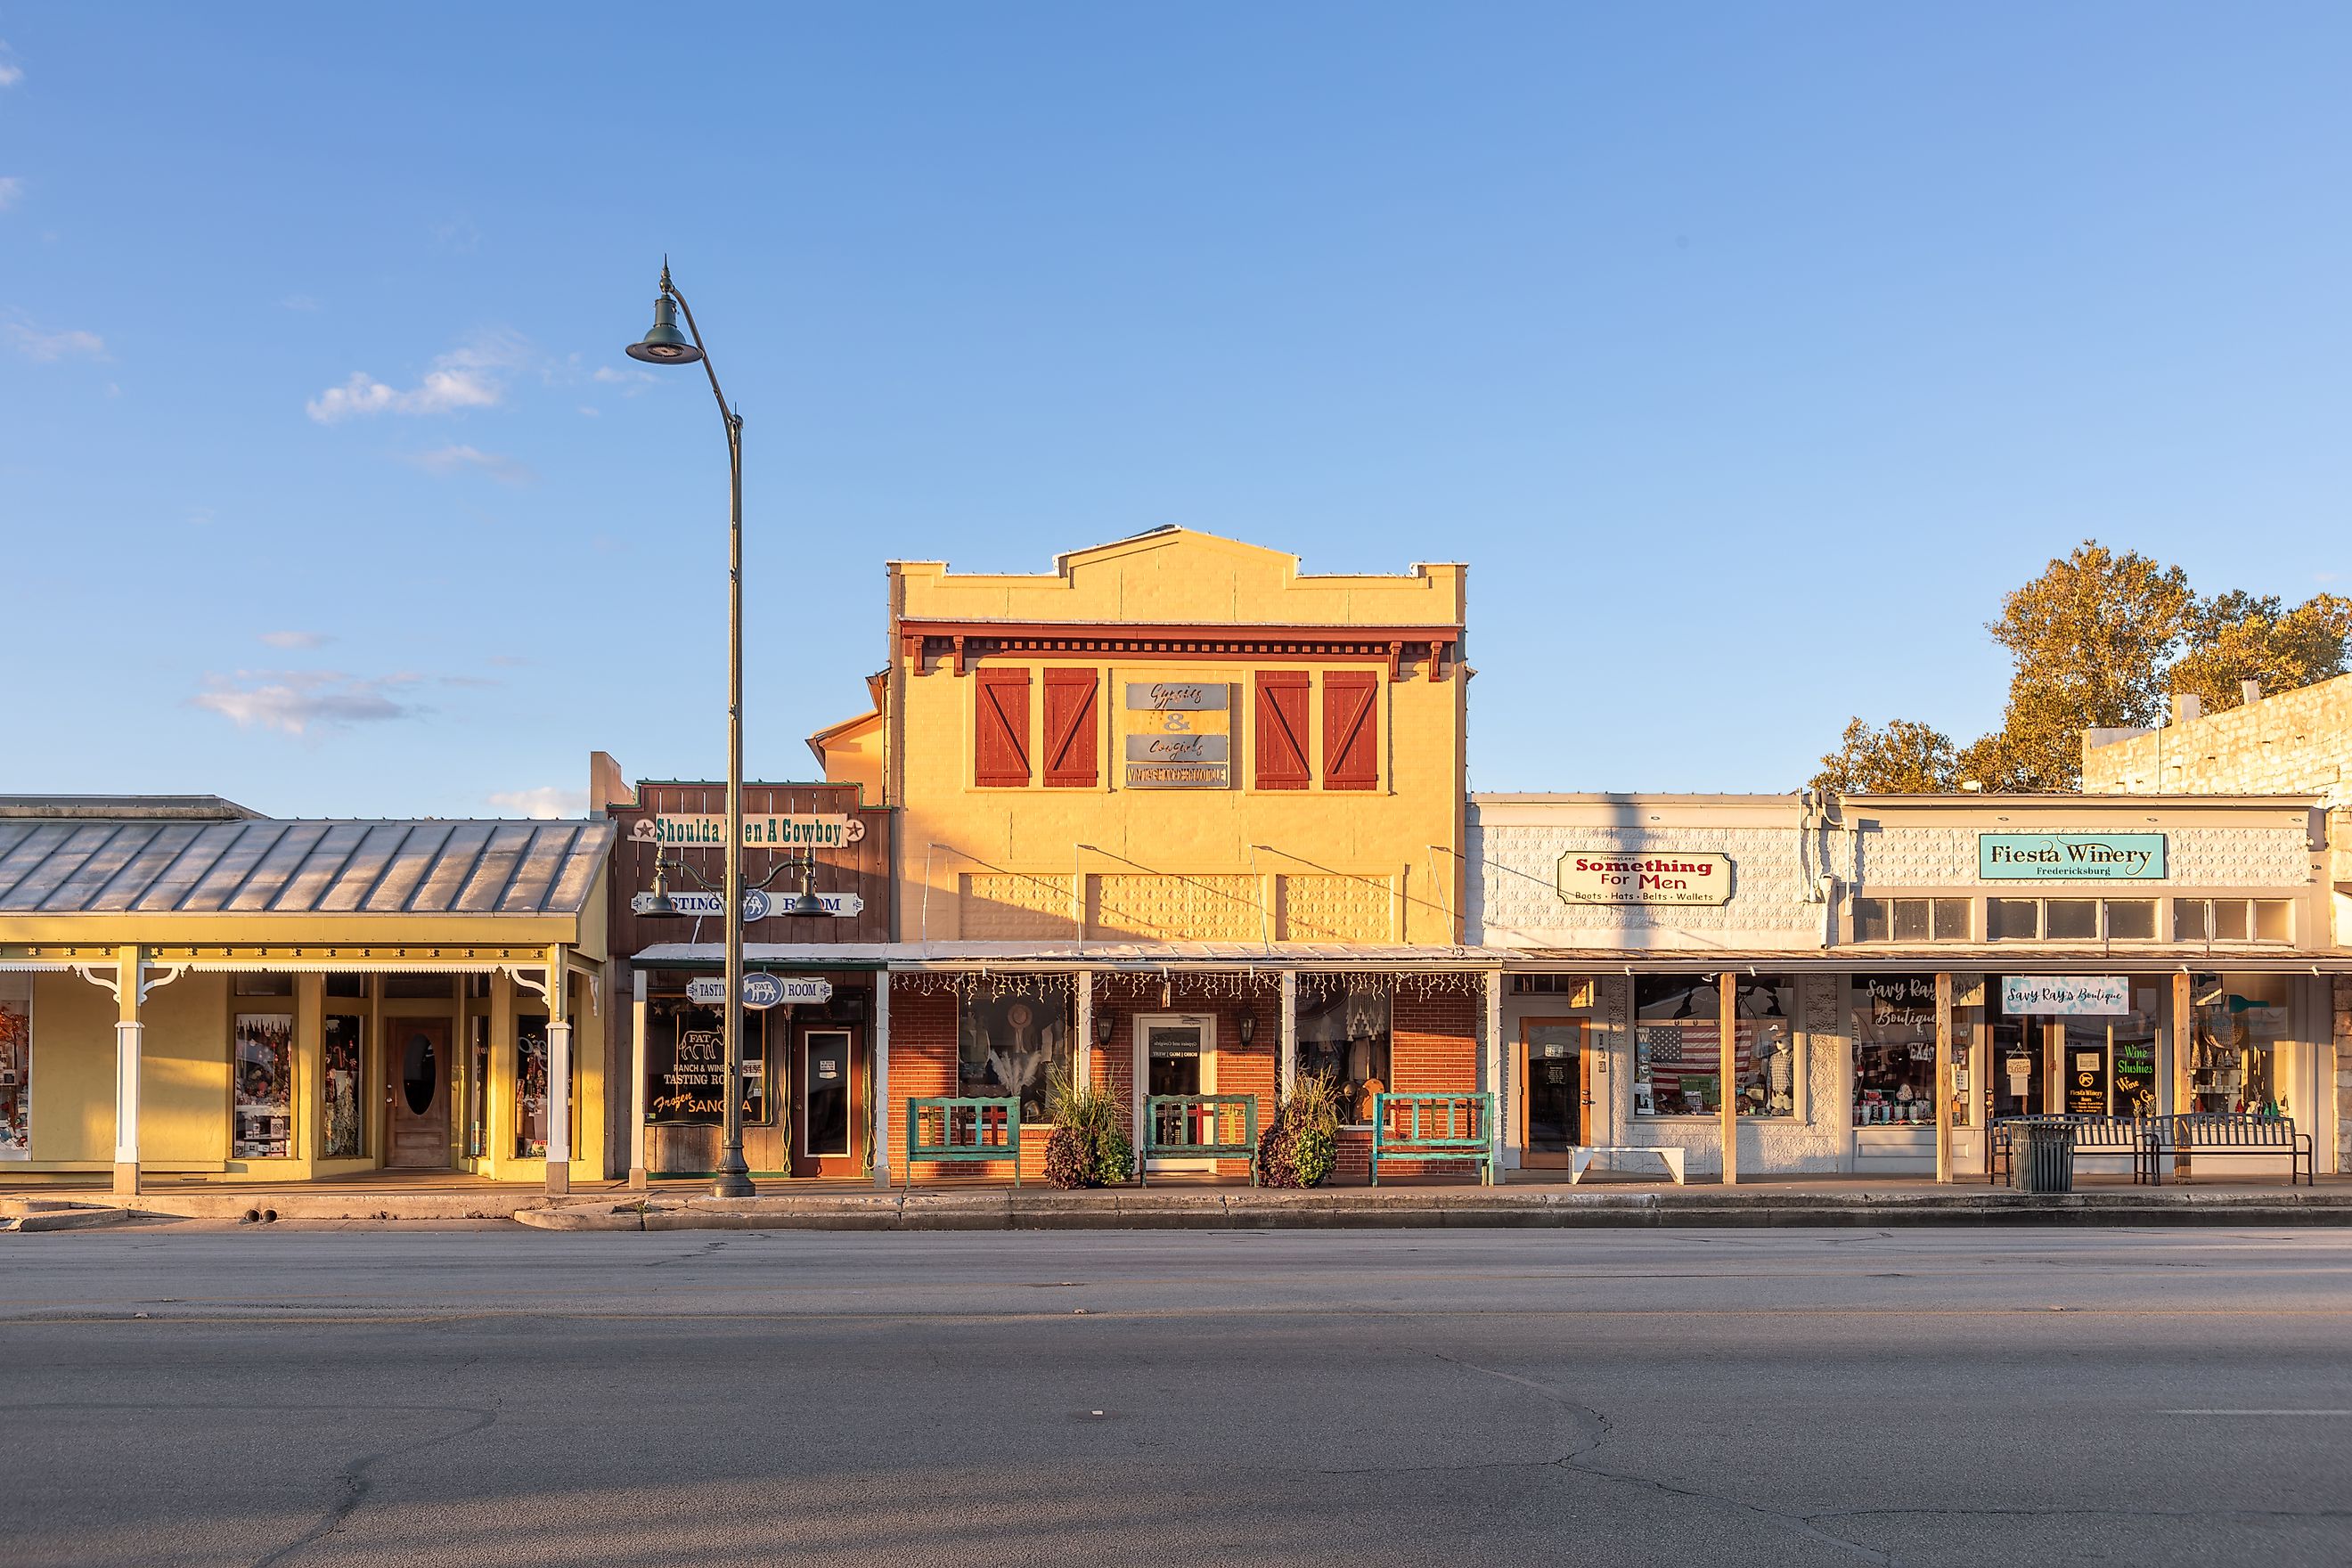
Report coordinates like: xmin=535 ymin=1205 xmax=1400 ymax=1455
xmin=70 ymin=963 xmax=187 ymax=1006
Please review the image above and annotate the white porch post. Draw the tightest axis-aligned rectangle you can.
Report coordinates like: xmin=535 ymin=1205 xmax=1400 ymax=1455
xmin=1278 ymin=969 xmax=1298 ymax=1095
xmin=628 ymin=968 xmax=649 ymax=1189
xmin=544 ymin=945 xmax=572 ymax=1196
xmin=1719 ymin=971 xmax=1739 ymax=1186
xmin=871 ymin=969 xmax=892 ymax=1188
xmin=1484 ymin=968 xmax=1506 ymax=1184
xmin=113 ymin=944 xmax=143 ymax=1197
xmin=1074 ymin=968 xmax=1095 ymax=1088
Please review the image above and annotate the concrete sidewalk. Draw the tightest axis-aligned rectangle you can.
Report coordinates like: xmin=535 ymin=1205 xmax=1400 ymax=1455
xmin=10 ymin=1174 xmax=2346 ymax=1229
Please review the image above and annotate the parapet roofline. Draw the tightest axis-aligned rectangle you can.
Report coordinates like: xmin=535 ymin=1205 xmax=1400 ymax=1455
xmin=0 ymin=794 xmax=263 ymax=821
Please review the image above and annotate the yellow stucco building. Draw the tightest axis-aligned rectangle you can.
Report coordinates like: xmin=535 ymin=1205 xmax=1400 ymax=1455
xmin=0 ymin=796 xmax=610 ymax=1193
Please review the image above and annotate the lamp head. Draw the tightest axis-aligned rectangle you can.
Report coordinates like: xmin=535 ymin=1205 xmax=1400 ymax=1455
xmin=626 ymin=294 xmax=703 ymax=364
xmin=640 ymin=857 xmax=684 ymax=919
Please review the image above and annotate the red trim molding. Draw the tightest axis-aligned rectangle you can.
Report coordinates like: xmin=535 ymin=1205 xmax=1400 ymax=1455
xmin=897 ymin=619 xmax=1461 ymax=679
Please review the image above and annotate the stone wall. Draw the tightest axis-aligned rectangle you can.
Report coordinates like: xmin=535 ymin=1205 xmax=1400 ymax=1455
xmin=2082 ymin=672 xmax=2352 ymax=804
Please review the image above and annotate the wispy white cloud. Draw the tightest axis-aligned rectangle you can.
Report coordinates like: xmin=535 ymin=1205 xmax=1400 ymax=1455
xmin=257 ymin=630 xmax=329 ymax=649
xmin=489 ymin=786 xmax=587 ymax=820
xmin=487 ymin=654 xmax=530 ymax=668
xmin=6 ymin=319 xmax=107 ymax=362
xmin=305 ymin=331 xmax=526 ymax=423
xmin=438 ymin=674 xmax=502 ymax=690
xmin=0 ymin=177 xmax=24 ymax=212
xmin=192 ymin=670 xmax=422 ymax=735
xmin=407 ymin=443 xmax=535 ymax=485
xmin=0 ymin=42 xmax=22 ymax=88
xmin=281 ymin=294 xmax=320 ymax=313
xmin=592 ymin=363 xmax=661 ymax=391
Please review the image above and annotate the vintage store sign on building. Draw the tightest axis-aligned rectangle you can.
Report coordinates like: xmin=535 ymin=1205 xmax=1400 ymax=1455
xmin=1556 ymin=851 xmax=1734 ymax=906
xmin=1123 ymin=682 xmax=1230 ymax=788
xmin=1978 ymin=833 xmax=2165 ymax=880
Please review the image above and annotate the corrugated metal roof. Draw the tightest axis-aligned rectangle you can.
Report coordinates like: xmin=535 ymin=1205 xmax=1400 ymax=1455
xmin=0 ymin=818 xmax=612 ymax=917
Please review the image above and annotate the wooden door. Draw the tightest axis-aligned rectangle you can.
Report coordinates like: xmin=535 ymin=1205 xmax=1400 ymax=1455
xmin=791 ymin=1026 xmax=864 ymax=1179
xmin=387 ymin=1018 xmax=451 ymax=1170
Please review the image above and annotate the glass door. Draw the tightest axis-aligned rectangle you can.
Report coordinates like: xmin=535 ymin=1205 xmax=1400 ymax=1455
xmin=1989 ymin=1019 xmax=2047 ymax=1118
xmin=802 ymin=1030 xmax=853 ymax=1159
xmin=1521 ymin=1018 xmax=1583 ymax=1164
xmin=1138 ymin=1017 xmax=1213 ymax=1168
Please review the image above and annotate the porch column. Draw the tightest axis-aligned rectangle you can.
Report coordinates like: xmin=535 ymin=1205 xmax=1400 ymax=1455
xmin=1718 ymin=972 xmax=1738 ymax=1186
xmin=871 ymin=970 xmax=892 ymax=1188
xmin=1934 ymin=973 xmax=1954 ymax=1184
xmin=113 ymin=943 xmax=143 ymax=1197
xmin=1484 ymin=968 xmax=1506 ymax=1185
xmin=2170 ymin=970 xmax=2194 ymax=1118
xmin=1278 ymin=970 xmax=1298 ymax=1095
xmin=1074 ymin=968 xmax=1095 ymax=1089
xmin=544 ymin=945 xmax=571 ymax=1196
xmin=628 ymin=968 xmax=649 ymax=1190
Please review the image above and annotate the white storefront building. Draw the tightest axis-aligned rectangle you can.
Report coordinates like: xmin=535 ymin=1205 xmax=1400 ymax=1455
xmin=1469 ymin=792 xmax=2346 ymax=1180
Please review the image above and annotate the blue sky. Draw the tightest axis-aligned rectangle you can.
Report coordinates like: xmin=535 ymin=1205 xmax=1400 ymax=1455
xmin=4 ymin=4 xmax=2348 ymax=818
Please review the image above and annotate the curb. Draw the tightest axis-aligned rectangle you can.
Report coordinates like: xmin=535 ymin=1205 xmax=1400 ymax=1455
xmin=5 ymin=1205 xmax=134 ymax=1234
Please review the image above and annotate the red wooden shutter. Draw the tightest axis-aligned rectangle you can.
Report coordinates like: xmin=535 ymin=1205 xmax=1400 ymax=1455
xmin=1323 ymin=670 xmax=1379 ymax=790
xmin=1254 ymin=672 xmax=1311 ymax=790
xmin=974 ymin=668 xmax=1032 ymax=787
xmin=1041 ymin=669 xmax=1099 ymax=788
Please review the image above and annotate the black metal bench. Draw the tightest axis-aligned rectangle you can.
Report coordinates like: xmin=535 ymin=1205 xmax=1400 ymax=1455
xmin=2153 ymin=1112 xmax=2314 ymax=1187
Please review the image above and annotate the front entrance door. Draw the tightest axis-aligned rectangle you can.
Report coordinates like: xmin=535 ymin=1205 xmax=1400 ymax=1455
xmin=387 ymin=1018 xmax=450 ymax=1170
xmin=791 ymin=1027 xmax=862 ymax=1178
xmin=1520 ymin=1017 xmax=1585 ymax=1167
xmin=1136 ymin=1016 xmax=1214 ymax=1171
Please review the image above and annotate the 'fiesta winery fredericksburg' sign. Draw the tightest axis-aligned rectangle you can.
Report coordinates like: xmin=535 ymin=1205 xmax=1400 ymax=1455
xmin=1123 ymin=682 xmax=1230 ymax=788
xmin=1978 ymin=833 xmax=2165 ymax=880
xmin=1556 ymin=851 xmax=1734 ymax=907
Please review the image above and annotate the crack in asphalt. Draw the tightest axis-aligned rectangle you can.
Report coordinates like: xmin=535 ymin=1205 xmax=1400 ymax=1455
xmin=1427 ymin=1352 xmax=1895 ymax=1565
xmin=248 ymin=1403 xmax=500 ymax=1568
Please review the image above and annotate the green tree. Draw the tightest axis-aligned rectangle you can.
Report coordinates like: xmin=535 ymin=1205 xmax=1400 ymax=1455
xmin=1809 ymin=717 xmax=1959 ymax=795
xmin=2168 ymin=590 xmax=2352 ymax=714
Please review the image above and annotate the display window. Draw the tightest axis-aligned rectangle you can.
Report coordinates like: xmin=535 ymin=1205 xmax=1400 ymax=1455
xmin=643 ymin=999 xmax=772 ymax=1125
xmin=513 ymin=1016 xmax=576 ymax=1159
xmin=2190 ymin=975 xmax=2293 ymax=1115
xmin=1991 ymin=978 xmax=2160 ymax=1118
xmin=1851 ymin=976 xmax=1938 ymax=1126
xmin=957 ymin=986 xmax=1071 ymax=1126
xmin=1297 ymin=982 xmax=1391 ymax=1124
xmin=233 ymin=1012 xmax=296 ymax=1158
xmin=323 ymin=1014 xmax=364 ymax=1158
xmin=0 ymin=977 xmax=29 ymax=1161
xmin=1633 ymin=976 xmax=1798 ymax=1118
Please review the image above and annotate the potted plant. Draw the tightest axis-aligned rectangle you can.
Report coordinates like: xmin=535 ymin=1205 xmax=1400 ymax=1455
xmin=1043 ymin=1068 xmax=1134 ymax=1188
xmin=1255 ymin=1071 xmax=1343 ymax=1188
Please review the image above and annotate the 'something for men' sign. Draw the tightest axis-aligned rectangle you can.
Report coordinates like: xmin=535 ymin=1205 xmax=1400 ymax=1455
xmin=1556 ymin=852 xmax=1733 ymax=906
xmin=1123 ymin=682 xmax=1229 ymax=788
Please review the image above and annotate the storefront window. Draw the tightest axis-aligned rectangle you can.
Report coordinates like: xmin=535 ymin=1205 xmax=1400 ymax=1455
xmin=643 ymin=1000 xmax=772 ymax=1124
xmin=1633 ymin=976 xmax=1798 ymax=1118
xmin=513 ymin=1017 xmax=577 ymax=1158
xmin=0 ymin=977 xmax=29 ymax=1161
xmin=1298 ymin=983 xmax=1391 ymax=1124
xmin=2190 ymin=976 xmax=2293 ymax=1115
xmin=1851 ymin=898 xmax=1970 ymax=943
xmin=323 ymin=1015 xmax=364 ymax=1158
xmin=958 ymin=986 xmax=1070 ymax=1126
xmin=233 ymin=1012 xmax=295 ymax=1158
xmin=468 ymin=1016 xmax=488 ymax=1159
xmin=1993 ymin=978 xmax=2160 ymax=1118
xmin=1852 ymin=976 xmax=1937 ymax=1125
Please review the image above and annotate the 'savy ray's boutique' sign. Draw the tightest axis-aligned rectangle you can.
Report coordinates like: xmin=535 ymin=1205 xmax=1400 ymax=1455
xmin=1556 ymin=851 xmax=1734 ymax=907
xmin=1978 ymin=834 xmax=2166 ymax=880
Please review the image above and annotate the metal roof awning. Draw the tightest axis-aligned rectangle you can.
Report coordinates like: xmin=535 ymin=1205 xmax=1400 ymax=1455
xmin=1501 ymin=947 xmax=2352 ymax=976
xmin=629 ymin=940 xmax=1504 ymax=973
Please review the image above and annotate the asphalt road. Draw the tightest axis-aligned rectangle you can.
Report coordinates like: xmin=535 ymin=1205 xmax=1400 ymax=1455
xmin=3 ymin=1225 xmax=2348 ymax=1568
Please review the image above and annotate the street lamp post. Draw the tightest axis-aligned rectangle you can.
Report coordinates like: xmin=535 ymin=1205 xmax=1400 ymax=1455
xmin=627 ymin=261 xmax=755 ymax=1199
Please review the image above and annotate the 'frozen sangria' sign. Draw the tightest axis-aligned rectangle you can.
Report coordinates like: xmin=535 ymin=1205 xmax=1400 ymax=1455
xmin=1556 ymin=851 xmax=1733 ymax=907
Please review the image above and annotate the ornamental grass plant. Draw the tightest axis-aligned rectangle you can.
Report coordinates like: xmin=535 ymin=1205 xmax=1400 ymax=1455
xmin=1043 ymin=1068 xmax=1133 ymax=1188
xmin=1255 ymin=1071 xmax=1343 ymax=1188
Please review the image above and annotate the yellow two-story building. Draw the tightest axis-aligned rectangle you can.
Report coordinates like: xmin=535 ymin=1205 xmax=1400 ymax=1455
xmin=811 ymin=527 xmax=1501 ymax=1182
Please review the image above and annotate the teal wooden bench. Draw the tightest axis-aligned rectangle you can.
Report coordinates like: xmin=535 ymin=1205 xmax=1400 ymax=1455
xmin=1141 ymin=1094 xmax=1259 ymax=1186
xmin=905 ymin=1097 xmax=1023 ymax=1186
xmin=1371 ymin=1093 xmax=1496 ymax=1186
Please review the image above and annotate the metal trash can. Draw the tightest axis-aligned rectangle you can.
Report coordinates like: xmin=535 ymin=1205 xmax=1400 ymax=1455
xmin=2012 ymin=1121 xmax=2076 ymax=1194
